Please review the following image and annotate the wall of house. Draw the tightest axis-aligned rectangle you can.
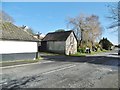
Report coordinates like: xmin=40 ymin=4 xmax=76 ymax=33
xmin=47 ymin=41 xmax=65 ymax=54
xmin=65 ymin=32 xmax=77 ymax=55
xmin=0 ymin=40 xmax=37 ymax=61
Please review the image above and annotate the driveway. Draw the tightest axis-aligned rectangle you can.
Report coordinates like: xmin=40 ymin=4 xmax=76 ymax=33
xmin=0 ymin=51 xmax=120 ymax=89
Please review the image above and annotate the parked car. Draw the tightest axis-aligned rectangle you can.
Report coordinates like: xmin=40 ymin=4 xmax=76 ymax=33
xmin=118 ymin=50 xmax=120 ymax=55
xmin=85 ymin=47 xmax=91 ymax=53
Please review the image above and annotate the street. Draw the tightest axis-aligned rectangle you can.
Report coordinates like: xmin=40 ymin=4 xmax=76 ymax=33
xmin=0 ymin=50 xmax=120 ymax=89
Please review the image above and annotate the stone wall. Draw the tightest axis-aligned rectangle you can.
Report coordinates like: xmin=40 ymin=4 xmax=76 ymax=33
xmin=1 ymin=52 xmax=36 ymax=61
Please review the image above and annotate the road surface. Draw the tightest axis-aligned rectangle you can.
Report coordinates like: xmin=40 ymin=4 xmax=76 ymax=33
xmin=0 ymin=50 xmax=120 ymax=89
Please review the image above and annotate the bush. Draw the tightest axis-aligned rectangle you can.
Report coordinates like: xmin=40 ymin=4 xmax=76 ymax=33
xmin=77 ymin=47 xmax=86 ymax=53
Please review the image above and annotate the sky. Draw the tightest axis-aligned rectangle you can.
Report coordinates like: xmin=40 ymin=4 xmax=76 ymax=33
xmin=2 ymin=2 xmax=118 ymax=45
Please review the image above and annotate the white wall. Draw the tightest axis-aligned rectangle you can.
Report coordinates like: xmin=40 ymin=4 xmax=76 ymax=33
xmin=66 ymin=32 xmax=77 ymax=55
xmin=0 ymin=40 xmax=37 ymax=54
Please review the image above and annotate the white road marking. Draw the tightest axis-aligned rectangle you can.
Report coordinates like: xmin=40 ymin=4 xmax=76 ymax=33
xmin=104 ymin=53 xmax=119 ymax=58
xmin=97 ymin=67 xmax=113 ymax=71
xmin=41 ymin=61 xmax=55 ymax=64
xmin=42 ymin=64 xmax=76 ymax=75
xmin=0 ymin=61 xmax=55 ymax=69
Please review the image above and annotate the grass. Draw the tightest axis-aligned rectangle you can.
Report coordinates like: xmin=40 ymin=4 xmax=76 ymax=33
xmin=71 ymin=49 xmax=108 ymax=56
xmin=0 ymin=57 xmax=43 ymax=67
xmin=90 ymin=49 xmax=108 ymax=55
xmin=70 ymin=52 xmax=86 ymax=56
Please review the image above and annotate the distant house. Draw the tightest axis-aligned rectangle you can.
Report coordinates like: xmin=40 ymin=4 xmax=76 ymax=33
xmin=41 ymin=30 xmax=77 ymax=55
xmin=33 ymin=34 xmax=45 ymax=40
xmin=33 ymin=33 xmax=45 ymax=45
xmin=0 ymin=22 xmax=39 ymax=61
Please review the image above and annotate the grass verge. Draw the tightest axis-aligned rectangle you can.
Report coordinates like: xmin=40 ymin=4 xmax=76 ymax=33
xmin=71 ymin=49 xmax=108 ymax=56
xmin=70 ymin=53 xmax=86 ymax=57
xmin=90 ymin=49 xmax=108 ymax=55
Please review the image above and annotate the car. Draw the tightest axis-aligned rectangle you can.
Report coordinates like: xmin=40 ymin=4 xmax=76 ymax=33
xmin=118 ymin=50 xmax=120 ymax=55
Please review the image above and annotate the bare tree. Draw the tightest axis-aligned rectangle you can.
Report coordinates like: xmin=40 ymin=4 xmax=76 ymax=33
xmin=107 ymin=2 xmax=120 ymax=45
xmin=86 ymin=15 xmax=103 ymax=46
xmin=67 ymin=14 xmax=88 ymax=46
xmin=107 ymin=3 xmax=119 ymax=29
xmin=0 ymin=10 xmax=14 ymax=23
xmin=67 ymin=14 xmax=103 ymax=48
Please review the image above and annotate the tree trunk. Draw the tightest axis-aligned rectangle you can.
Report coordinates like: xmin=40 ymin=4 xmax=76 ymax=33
xmin=80 ymin=29 xmax=83 ymax=47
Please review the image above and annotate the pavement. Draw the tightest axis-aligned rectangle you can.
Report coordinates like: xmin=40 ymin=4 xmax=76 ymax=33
xmin=0 ymin=50 xmax=120 ymax=89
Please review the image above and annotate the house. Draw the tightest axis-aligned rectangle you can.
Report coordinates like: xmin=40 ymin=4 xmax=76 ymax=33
xmin=41 ymin=30 xmax=77 ymax=55
xmin=33 ymin=33 xmax=45 ymax=46
xmin=0 ymin=22 xmax=39 ymax=61
xmin=33 ymin=34 xmax=45 ymax=40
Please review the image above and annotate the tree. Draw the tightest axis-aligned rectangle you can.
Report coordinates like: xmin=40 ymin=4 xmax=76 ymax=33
xmin=67 ymin=14 xmax=103 ymax=48
xmin=67 ymin=14 xmax=87 ymax=46
xmin=99 ymin=37 xmax=113 ymax=50
xmin=107 ymin=3 xmax=120 ymax=45
xmin=0 ymin=10 xmax=14 ymax=23
xmin=55 ymin=29 xmax=65 ymax=32
xmin=85 ymin=15 xmax=103 ymax=46
xmin=107 ymin=2 xmax=119 ymax=29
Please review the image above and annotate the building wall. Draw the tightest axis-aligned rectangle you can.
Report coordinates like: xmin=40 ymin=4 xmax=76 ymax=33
xmin=0 ymin=40 xmax=37 ymax=61
xmin=65 ymin=32 xmax=77 ymax=55
xmin=47 ymin=41 xmax=65 ymax=54
xmin=2 ymin=53 xmax=36 ymax=61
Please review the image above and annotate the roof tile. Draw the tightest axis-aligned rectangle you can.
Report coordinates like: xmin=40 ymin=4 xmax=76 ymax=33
xmin=0 ymin=22 xmax=39 ymax=42
xmin=42 ymin=30 xmax=73 ymax=41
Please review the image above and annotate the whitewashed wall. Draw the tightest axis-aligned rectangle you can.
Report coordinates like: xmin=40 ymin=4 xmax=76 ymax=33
xmin=66 ymin=32 xmax=77 ymax=55
xmin=0 ymin=40 xmax=37 ymax=54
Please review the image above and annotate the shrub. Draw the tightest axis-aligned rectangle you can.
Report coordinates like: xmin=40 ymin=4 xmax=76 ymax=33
xmin=77 ymin=47 xmax=86 ymax=53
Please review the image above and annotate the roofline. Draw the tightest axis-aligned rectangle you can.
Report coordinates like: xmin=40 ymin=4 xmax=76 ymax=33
xmin=1 ymin=22 xmax=39 ymax=42
xmin=1 ymin=39 xmax=39 ymax=42
xmin=42 ymin=30 xmax=74 ymax=41
xmin=65 ymin=31 xmax=78 ymax=42
xmin=72 ymin=31 xmax=78 ymax=42
xmin=47 ymin=30 xmax=73 ymax=34
xmin=42 ymin=40 xmax=66 ymax=41
xmin=42 ymin=30 xmax=78 ymax=42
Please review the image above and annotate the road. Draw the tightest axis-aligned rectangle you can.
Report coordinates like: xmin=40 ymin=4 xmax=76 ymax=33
xmin=0 ymin=50 xmax=120 ymax=89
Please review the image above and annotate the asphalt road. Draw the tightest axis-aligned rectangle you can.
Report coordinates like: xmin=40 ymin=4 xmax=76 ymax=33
xmin=0 ymin=50 xmax=120 ymax=89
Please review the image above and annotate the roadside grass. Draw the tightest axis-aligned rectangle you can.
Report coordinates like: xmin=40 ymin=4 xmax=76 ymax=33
xmin=71 ymin=49 xmax=108 ymax=56
xmin=70 ymin=53 xmax=86 ymax=57
xmin=0 ymin=57 xmax=43 ymax=67
xmin=90 ymin=49 xmax=108 ymax=55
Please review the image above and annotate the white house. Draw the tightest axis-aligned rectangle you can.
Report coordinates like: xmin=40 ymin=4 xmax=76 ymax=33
xmin=0 ymin=22 xmax=39 ymax=61
xmin=41 ymin=30 xmax=77 ymax=55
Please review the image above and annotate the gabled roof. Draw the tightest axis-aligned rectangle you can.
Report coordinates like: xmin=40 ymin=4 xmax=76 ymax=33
xmin=42 ymin=30 xmax=75 ymax=41
xmin=0 ymin=22 xmax=39 ymax=42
